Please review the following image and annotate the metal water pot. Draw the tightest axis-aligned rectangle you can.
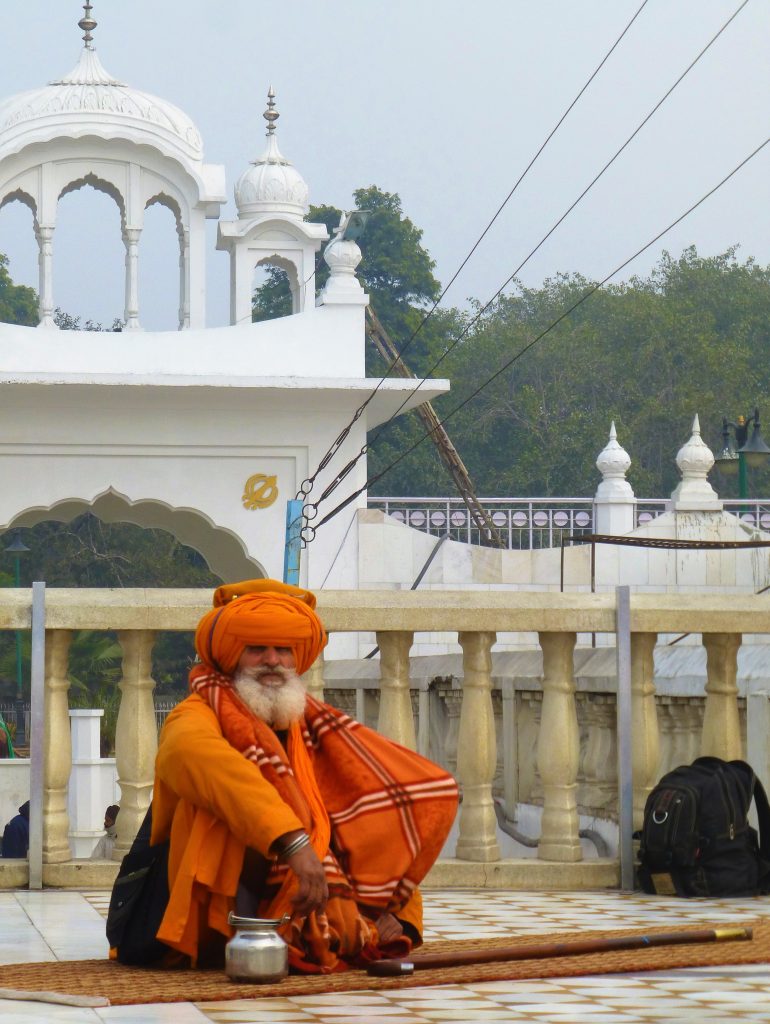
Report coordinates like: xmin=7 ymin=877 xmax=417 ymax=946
xmin=225 ymin=912 xmax=291 ymax=983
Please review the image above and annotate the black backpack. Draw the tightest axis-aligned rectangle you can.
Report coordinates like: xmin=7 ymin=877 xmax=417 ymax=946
xmin=106 ymin=803 xmax=172 ymax=964
xmin=637 ymin=757 xmax=770 ymax=897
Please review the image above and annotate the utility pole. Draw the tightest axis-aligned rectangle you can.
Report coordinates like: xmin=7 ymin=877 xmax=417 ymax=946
xmin=365 ymin=307 xmax=505 ymax=549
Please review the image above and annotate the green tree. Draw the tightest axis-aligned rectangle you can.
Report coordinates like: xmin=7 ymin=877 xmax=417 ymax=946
xmin=251 ymin=186 xmax=459 ymax=495
xmin=0 ymin=253 xmax=37 ymax=325
xmin=425 ymin=248 xmax=770 ymax=499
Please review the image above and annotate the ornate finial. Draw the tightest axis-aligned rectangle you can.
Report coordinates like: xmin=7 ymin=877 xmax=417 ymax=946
xmin=78 ymin=2 xmax=97 ymax=49
xmin=263 ymin=86 xmax=279 ymax=136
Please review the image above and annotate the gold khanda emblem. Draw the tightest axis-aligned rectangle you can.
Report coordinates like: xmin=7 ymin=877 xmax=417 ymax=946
xmin=242 ymin=473 xmax=279 ymax=510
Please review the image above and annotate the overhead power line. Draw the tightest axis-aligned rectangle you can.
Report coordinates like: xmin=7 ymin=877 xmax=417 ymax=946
xmin=294 ymin=0 xmax=652 ymax=506
xmin=366 ymin=0 xmax=751 ymax=446
xmin=299 ymin=0 xmax=750 ymax=524
xmin=306 ymin=134 xmax=769 ymax=538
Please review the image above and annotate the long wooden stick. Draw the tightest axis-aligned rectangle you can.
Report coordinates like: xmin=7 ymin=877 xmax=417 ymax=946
xmin=367 ymin=925 xmax=753 ymax=976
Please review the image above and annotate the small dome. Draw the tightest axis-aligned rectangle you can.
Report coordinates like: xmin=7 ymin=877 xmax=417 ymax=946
xmin=596 ymin=421 xmax=631 ymax=480
xmin=0 ymin=47 xmax=204 ymax=165
xmin=234 ymin=89 xmax=309 ymax=218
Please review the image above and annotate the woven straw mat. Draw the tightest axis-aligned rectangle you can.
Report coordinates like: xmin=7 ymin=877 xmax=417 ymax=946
xmin=0 ymin=920 xmax=766 ymax=1006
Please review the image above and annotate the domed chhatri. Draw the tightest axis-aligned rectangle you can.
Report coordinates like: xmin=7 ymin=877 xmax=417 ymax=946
xmin=0 ymin=3 xmax=203 ymax=163
xmin=234 ymin=87 xmax=309 ymax=218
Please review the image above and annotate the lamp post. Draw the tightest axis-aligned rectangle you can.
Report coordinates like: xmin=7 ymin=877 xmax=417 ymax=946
xmin=715 ymin=408 xmax=770 ymax=503
xmin=4 ymin=536 xmax=30 ymax=747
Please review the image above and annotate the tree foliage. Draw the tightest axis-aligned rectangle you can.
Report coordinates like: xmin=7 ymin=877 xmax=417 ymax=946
xmin=0 ymin=253 xmax=37 ymax=326
xmin=392 ymin=247 xmax=770 ymax=499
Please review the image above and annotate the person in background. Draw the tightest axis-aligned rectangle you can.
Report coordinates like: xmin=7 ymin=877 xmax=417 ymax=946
xmin=0 ymin=713 xmax=15 ymax=758
xmin=2 ymin=800 xmax=30 ymax=857
xmin=91 ymin=804 xmax=120 ymax=860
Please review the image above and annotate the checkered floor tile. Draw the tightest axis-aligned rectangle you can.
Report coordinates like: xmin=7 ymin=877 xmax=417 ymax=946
xmin=1 ymin=888 xmax=769 ymax=1022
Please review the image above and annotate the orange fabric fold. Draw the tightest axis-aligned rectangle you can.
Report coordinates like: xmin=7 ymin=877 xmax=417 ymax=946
xmin=194 ymin=589 xmax=327 ymax=676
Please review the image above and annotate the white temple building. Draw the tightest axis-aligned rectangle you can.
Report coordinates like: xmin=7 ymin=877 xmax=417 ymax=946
xmin=0 ymin=5 xmax=447 ymax=647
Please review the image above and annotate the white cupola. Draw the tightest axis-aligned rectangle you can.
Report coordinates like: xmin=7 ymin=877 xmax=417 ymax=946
xmin=0 ymin=3 xmax=226 ymax=330
xmin=217 ymin=88 xmax=328 ymax=324
xmin=234 ymin=90 xmax=309 ymax=218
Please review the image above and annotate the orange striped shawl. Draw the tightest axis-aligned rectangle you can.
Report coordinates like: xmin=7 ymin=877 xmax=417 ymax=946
xmin=183 ymin=669 xmax=458 ymax=971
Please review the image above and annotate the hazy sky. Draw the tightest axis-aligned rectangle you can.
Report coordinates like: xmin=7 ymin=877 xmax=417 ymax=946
xmin=0 ymin=0 xmax=767 ymax=330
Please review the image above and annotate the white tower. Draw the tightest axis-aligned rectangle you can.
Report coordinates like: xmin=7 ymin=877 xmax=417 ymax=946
xmin=217 ymin=89 xmax=328 ymax=325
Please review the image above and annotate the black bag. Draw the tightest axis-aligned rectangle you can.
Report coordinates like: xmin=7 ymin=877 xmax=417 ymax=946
xmin=106 ymin=803 xmax=172 ymax=964
xmin=637 ymin=756 xmax=770 ymax=897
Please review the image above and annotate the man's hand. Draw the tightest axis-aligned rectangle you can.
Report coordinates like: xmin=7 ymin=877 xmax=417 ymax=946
xmin=281 ymin=839 xmax=328 ymax=918
xmin=375 ymin=912 xmax=404 ymax=944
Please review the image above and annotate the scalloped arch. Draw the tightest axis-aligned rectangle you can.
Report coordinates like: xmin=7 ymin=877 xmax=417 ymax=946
xmin=4 ymin=488 xmax=265 ymax=583
xmin=0 ymin=187 xmax=37 ymax=220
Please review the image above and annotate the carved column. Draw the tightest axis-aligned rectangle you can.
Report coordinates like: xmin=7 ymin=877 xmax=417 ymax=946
xmin=178 ymin=226 xmax=191 ymax=330
xmin=304 ymin=651 xmax=325 ymax=701
xmin=682 ymin=700 xmax=703 ymax=764
xmin=114 ymin=631 xmax=157 ymax=858
xmin=43 ymin=630 xmax=73 ymax=862
xmin=537 ymin=631 xmax=581 ymax=861
xmin=702 ymin=633 xmax=743 ymax=760
xmin=456 ymin=631 xmax=500 ymax=861
xmin=376 ymin=631 xmax=416 ymax=749
xmin=631 ymin=632 xmax=660 ymax=830
xmin=36 ymin=225 xmax=56 ymax=328
xmin=123 ymin=228 xmax=142 ymax=330
xmin=440 ymin=687 xmax=462 ymax=778
xmin=518 ymin=693 xmax=541 ymax=803
xmin=580 ymin=695 xmax=616 ymax=815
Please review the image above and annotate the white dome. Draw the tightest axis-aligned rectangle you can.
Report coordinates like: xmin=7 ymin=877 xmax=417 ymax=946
xmin=234 ymin=91 xmax=308 ymax=219
xmin=0 ymin=48 xmax=204 ymax=165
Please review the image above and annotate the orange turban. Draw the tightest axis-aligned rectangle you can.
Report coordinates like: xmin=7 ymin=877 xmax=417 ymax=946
xmin=194 ymin=579 xmax=327 ymax=677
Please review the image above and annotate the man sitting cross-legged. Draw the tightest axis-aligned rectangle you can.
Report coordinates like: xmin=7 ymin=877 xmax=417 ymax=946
xmin=143 ymin=578 xmax=458 ymax=972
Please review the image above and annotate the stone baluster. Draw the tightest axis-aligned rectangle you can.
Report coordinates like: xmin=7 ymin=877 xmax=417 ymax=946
xmin=517 ymin=693 xmax=541 ymax=803
xmin=456 ymin=631 xmax=500 ymax=861
xmin=537 ymin=631 xmax=582 ymax=861
xmin=123 ymin=228 xmax=142 ymax=330
xmin=682 ymin=700 xmax=703 ymax=764
xmin=440 ymin=687 xmax=462 ymax=778
xmin=670 ymin=698 xmax=694 ymax=771
xmin=376 ymin=631 xmax=416 ymax=750
xmin=114 ymin=631 xmax=157 ymax=859
xmin=630 ymin=632 xmax=660 ymax=830
xmin=657 ymin=700 xmax=675 ymax=776
xmin=580 ymin=695 xmax=616 ymax=815
xmin=701 ymin=633 xmax=743 ymax=760
xmin=43 ymin=630 xmax=73 ymax=863
xmin=36 ymin=225 xmax=56 ymax=328
xmin=304 ymin=651 xmax=325 ymax=701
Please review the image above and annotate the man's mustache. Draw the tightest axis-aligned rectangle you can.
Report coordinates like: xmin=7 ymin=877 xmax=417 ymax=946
xmin=240 ymin=664 xmax=296 ymax=682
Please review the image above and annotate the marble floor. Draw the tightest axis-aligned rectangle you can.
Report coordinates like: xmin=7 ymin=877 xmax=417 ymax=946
xmin=0 ymin=888 xmax=768 ymax=1023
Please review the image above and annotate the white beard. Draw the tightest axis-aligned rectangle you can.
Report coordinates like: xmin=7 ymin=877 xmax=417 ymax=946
xmin=233 ymin=665 xmax=307 ymax=730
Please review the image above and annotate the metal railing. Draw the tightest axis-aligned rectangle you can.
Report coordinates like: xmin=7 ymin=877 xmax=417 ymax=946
xmin=369 ymin=497 xmax=770 ymax=547
xmin=369 ymin=497 xmax=596 ymax=548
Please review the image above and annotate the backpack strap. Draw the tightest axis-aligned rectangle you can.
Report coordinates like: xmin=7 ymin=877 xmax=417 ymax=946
xmin=729 ymin=760 xmax=770 ymax=855
xmin=751 ymin=775 xmax=770 ymax=856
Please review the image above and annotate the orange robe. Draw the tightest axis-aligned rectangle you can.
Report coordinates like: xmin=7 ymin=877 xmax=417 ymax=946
xmin=152 ymin=694 xmax=429 ymax=966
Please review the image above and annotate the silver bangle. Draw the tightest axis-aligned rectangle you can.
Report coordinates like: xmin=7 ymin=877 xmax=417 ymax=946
xmin=280 ymin=833 xmax=310 ymax=860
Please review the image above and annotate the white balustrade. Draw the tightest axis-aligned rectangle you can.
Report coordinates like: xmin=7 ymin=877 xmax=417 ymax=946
xmin=0 ymin=588 xmax=766 ymax=888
